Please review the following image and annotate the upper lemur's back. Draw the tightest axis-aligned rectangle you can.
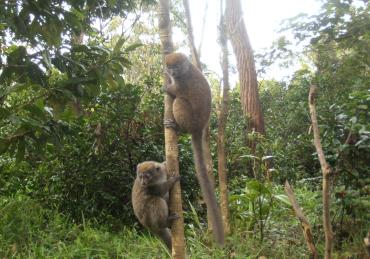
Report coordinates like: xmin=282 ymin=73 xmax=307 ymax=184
xmin=163 ymin=53 xmax=225 ymax=246
xmin=164 ymin=53 xmax=211 ymax=132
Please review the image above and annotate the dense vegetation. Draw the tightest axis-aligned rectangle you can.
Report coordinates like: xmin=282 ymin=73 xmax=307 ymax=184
xmin=0 ymin=0 xmax=369 ymax=258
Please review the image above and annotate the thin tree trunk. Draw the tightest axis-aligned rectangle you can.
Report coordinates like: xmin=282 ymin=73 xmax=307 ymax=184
xmin=225 ymin=0 xmax=265 ymax=134
xmin=158 ymin=0 xmax=185 ymax=257
xmin=217 ymin=0 xmax=231 ymax=235
xmin=285 ymin=181 xmax=318 ymax=259
xmin=183 ymin=0 xmax=201 ymax=68
xmin=197 ymin=0 xmax=208 ymax=58
xmin=308 ymin=85 xmax=334 ymax=259
xmin=182 ymin=0 xmax=217 ymax=234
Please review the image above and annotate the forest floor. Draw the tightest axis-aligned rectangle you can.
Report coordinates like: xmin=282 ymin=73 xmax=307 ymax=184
xmin=0 ymin=196 xmax=366 ymax=259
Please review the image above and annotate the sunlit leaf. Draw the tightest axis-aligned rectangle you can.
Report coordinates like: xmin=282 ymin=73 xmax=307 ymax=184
xmin=240 ymin=154 xmax=260 ymax=160
xmin=273 ymin=194 xmax=291 ymax=206
xmin=44 ymin=107 xmax=54 ymax=117
xmin=262 ymin=155 xmax=274 ymax=161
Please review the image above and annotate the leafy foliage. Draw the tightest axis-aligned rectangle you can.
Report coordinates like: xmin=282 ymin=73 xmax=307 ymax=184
xmin=0 ymin=0 xmax=155 ymax=159
xmin=257 ymin=0 xmax=370 ymax=248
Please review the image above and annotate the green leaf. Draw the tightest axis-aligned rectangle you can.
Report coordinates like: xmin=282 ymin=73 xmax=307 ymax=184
xmin=72 ymin=44 xmax=90 ymax=53
xmin=113 ymin=37 xmax=126 ymax=54
xmin=41 ymin=50 xmax=52 ymax=69
xmin=0 ymin=83 xmax=28 ymax=98
xmin=246 ymin=180 xmax=271 ymax=195
xmin=85 ymin=83 xmax=100 ymax=97
xmin=124 ymin=43 xmax=143 ymax=52
xmin=90 ymin=46 xmax=110 ymax=55
xmin=22 ymin=117 xmax=44 ymax=129
xmin=248 ymin=201 xmax=253 ymax=212
xmin=273 ymin=194 xmax=291 ymax=206
xmin=358 ymin=104 xmax=368 ymax=110
xmin=24 ymin=104 xmax=45 ymax=119
xmin=58 ymin=77 xmax=95 ymax=89
xmin=116 ymin=56 xmax=131 ymax=67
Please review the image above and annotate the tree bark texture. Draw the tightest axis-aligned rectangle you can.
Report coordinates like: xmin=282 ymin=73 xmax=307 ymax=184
xmin=225 ymin=0 xmax=265 ymax=134
xmin=182 ymin=0 xmax=217 ymax=234
xmin=217 ymin=5 xmax=231 ymax=235
xmin=158 ymin=0 xmax=186 ymax=257
xmin=285 ymin=181 xmax=318 ymax=259
xmin=308 ymin=85 xmax=334 ymax=259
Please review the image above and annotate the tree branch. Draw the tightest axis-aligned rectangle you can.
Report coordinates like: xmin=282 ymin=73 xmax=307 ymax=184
xmin=285 ymin=181 xmax=318 ymax=259
xmin=308 ymin=85 xmax=334 ymax=259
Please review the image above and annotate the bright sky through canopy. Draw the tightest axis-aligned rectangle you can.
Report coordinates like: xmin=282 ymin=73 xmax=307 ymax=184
xmin=189 ymin=0 xmax=321 ymax=81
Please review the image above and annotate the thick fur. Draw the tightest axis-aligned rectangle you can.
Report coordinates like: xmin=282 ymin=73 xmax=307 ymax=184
xmin=132 ymin=161 xmax=179 ymax=250
xmin=164 ymin=53 xmax=225 ymax=245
